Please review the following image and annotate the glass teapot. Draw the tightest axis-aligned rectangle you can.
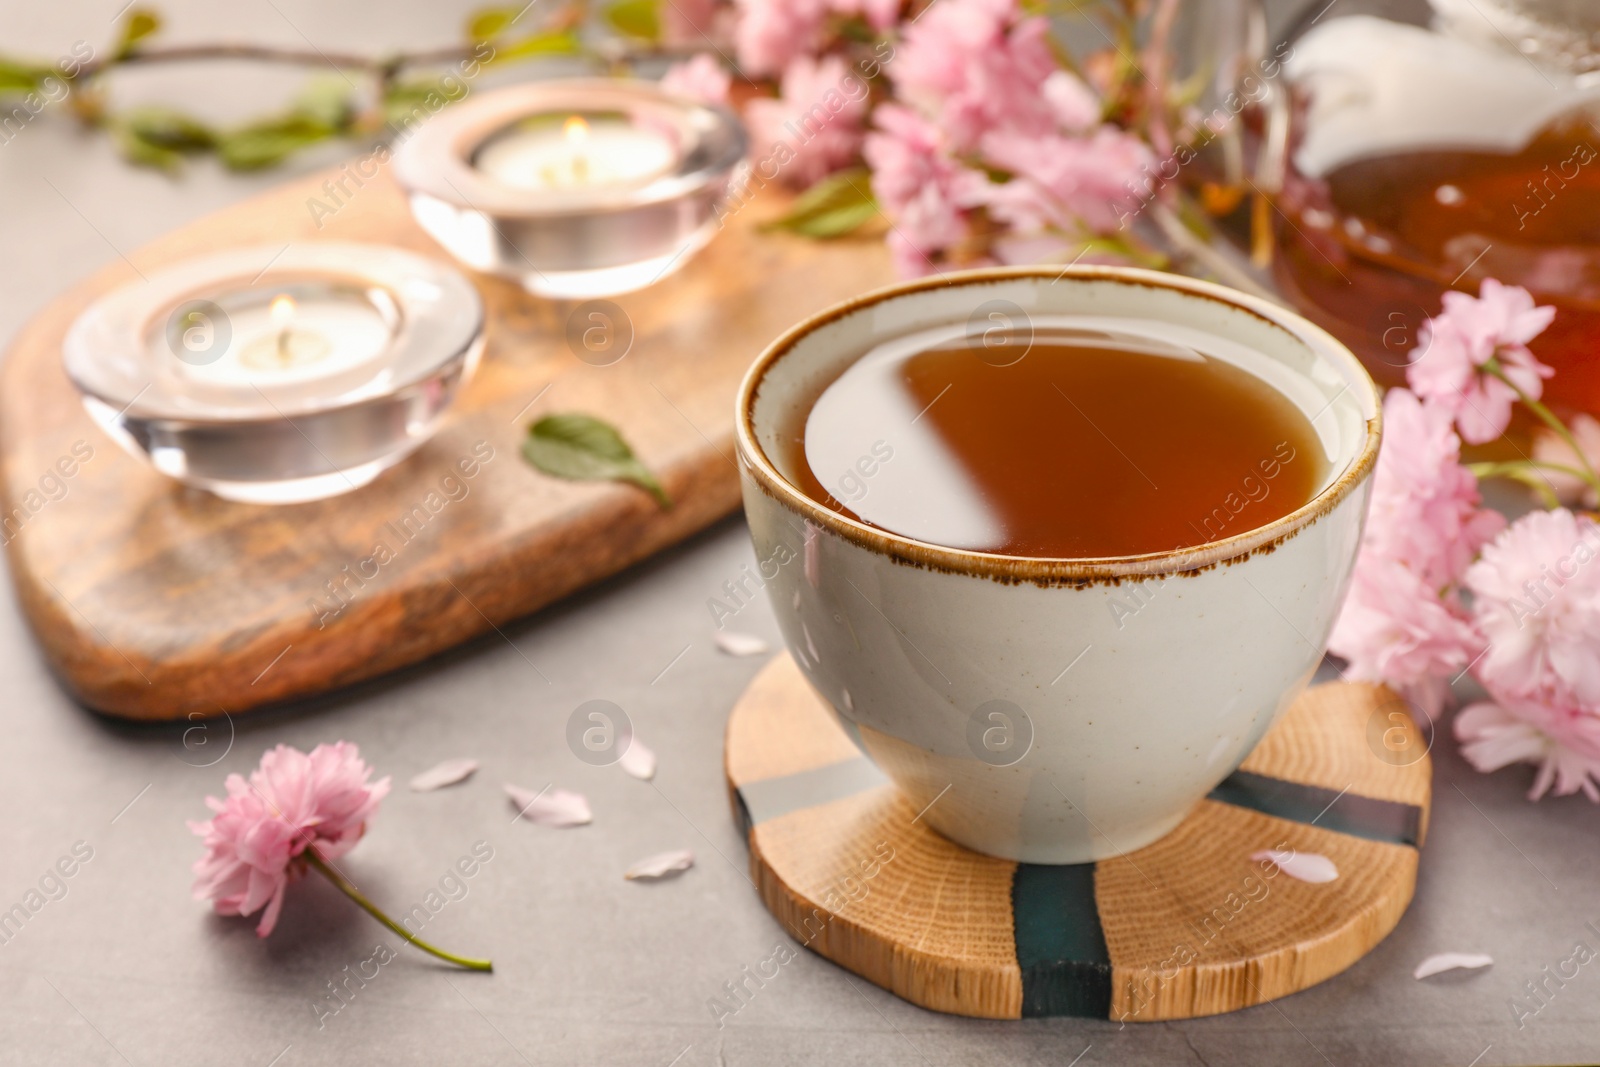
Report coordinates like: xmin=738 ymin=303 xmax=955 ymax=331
xmin=1259 ymin=0 xmax=1600 ymax=411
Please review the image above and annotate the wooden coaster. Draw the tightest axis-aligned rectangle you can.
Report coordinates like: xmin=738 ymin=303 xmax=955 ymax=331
xmin=724 ymin=653 xmax=1431 ymax=1021
xmin=0 ymin=170 xmax=889 ymax=719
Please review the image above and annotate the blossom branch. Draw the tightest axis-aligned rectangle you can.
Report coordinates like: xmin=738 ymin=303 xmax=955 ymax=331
xmin=1483 ymin=358 xmax=1600 ymax=496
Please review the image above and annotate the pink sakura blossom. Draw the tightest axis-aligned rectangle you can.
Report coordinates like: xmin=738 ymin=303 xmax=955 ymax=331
xmin=1464 ymin=508 xmax=1600 ymax=713
xmin=1408 ymin=279 xmax=1556 ymax=444
xmin=660 ymin=54 xmax=732 ymax=107
xmin=976 ymin=125 xmax=1154 ymax=236
xmin=1328 ymin=558 xmax=1482 ymax=720
xmin=189 ymin=742 xmax=389 ymax=937
xmin=733 ymin=0 xmax=900 ymax=72
xmin=1456 ymin=698 xmax=1600 ymax=801
xmin=863 ymin=103 xmax=986 ymax=275
xmin=1361 ymin=389 xmax=1504 ymax=590
xmin=734 ymin=0 xmax=829 ymax=77
xmin=888 ymin=0 xmax=1066 ymax=151
xmin=745 ymin=54 xmax=870 ymax=187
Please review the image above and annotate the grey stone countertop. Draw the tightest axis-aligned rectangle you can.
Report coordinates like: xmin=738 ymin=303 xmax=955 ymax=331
xmin=1 ymin=2 xmax=1597 ymax=1064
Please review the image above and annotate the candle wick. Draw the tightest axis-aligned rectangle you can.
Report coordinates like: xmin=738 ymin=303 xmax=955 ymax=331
xmin=277 ymin=328 xmax=292 ymax=366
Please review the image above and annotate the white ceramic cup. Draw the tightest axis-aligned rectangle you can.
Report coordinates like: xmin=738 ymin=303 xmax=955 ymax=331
xmin=734 ymin=266 xmax=1381 ymax=864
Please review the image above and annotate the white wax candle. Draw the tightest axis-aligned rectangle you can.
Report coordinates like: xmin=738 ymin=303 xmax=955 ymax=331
xmin=474 ymin=115 xmax=677 ymax=191
xmin=161 ymin=292 xmax=393 ymax=389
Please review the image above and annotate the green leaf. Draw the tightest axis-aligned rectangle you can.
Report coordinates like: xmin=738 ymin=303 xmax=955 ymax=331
xmin=295 ymin=78 xmax=355 ymax=132
xmin=115 ymin=126 xmax=183 ymax=173
xmin=115 ymin=8 xmax=162 ymax=59
xmin=491 ymin=30 xmax=584 ymax=62
xmin=522 ymin=413 xmax=670 ymax=508
xmin=215 ymin=114 xmax=332 ymax=171
xmin=121 ymin=106 xmax=214 ymax=152
xmin=763 ymin=168 xmax=881 ymax=238
xmin=466 ymin=5 xmax=521 ymax=41
xmin=382 ymin=77 xmax=466 ymax=128
xmin=604 ymin=0 xmax=660 ymax=41
xmin=0 ymin=58 xmax=45 ymax=94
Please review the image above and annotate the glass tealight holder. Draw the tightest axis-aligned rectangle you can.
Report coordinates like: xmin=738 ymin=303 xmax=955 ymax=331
xmin=394 ymin=79 xmax=748 ymax=299
xmin=63 ymin=242 xmax=484 ymax=505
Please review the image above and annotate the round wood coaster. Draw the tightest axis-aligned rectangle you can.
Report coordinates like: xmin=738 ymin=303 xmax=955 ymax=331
xmin=724 ymin=653 xmax=1431 ymax=1021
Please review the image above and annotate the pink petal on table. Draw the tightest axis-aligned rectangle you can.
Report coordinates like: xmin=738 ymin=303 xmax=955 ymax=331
xmin=619 ymin=737 xmax=657 ymax=781
xmin=408 ymin=758 xmax=480 ymax=792
xmin=1414 ymin=953 xmax=1494 ymax=979
xmin=1251 ymin=848 xmax=1338 ymax=883
xmin=625 ymin=849 xmax=694 ymax=881
xmin=505 ymin=783 xmax=592 ymax=827
xmin=714 ymin=630 xmax=769 ymax=657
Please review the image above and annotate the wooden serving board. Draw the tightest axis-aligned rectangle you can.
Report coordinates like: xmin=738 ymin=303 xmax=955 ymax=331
xmin=0 ymin=170 xmax=891 ymax=720
xmin=725 ymin=653 xmax=1431 ymax=1021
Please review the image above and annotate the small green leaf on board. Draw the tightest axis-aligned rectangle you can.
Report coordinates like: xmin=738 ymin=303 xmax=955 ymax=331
xmin=763 ymin=167 xmax=880 ymax=238
xmin=522 ymin=413 xmax=671 ymax=508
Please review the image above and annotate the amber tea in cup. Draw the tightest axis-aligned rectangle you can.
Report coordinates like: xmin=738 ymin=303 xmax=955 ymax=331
xmin=787 ymin=320 xmax=1326 ymax=559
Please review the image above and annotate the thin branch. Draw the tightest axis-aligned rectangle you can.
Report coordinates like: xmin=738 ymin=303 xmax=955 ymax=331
xmin=77 ymin=42 xmax=477 ymax=80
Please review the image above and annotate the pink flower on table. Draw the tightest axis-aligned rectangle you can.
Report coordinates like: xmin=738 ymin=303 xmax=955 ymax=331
xmin=863 ymin=103 xmax=986 ymax=275
xmin=977 ymin=126 xmax=1155 ymax=236
xmin=745 ymin=54 xmax=870 ymax=187
xmin=1532 ymin=413 xmax=1600 ymax=508
xmin=1408 ymin=279 xmax=1556 ymax=444
xmin=1464 ymin=508 xmax=1600 ymax=713
xmin=733 ymin=0 xmax=829 ymax=77
xmin=889 ymin=0 xmax=1066 ymax=151
xmin=660 ymin=53 xmax=732 ymax=107
xmin=1456 ymin=698 xmax=1600 ymax=801
xmin=1361 ymin=389 xmax=1504 ymax=591
xmin=1328 ymin=558 xmax=1483 ymax=720
xmin=189 ymin=742 xmax=390 ymax=937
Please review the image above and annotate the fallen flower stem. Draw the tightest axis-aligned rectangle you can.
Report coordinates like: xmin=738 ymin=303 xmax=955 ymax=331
xmin=305 ymin=850 xmax=492 ymax=972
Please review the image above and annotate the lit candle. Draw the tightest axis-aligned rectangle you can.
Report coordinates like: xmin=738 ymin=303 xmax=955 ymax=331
xmin=162 ymin=287 xmax=395 ymax=391
xmin=474 ymin=114 xmax=678 ymax=191
xmin=394 ymin=80 xmax=747 ymax=299
xmin=65 ymin=242 xmax=484 ymax=503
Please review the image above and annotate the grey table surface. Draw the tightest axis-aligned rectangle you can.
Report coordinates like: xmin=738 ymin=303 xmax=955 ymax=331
xmin=2 ymin=2 xmax=1598 ymax=1065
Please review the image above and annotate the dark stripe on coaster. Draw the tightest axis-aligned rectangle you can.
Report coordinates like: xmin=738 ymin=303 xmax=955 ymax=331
xmin=1012 ymin=863 xmax=1112 ymax=1018
xmin=1208 ymin=770 xmax=1422 ymax=847
xmin=731 ymin=786 xmax=753 ymax=842
xmin=737 ymin=757 xmax=891 ymax=828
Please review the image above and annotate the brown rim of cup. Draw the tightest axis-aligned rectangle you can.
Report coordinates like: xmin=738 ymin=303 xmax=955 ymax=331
xmin=734 ymin=265 xmax=1383 ymax=585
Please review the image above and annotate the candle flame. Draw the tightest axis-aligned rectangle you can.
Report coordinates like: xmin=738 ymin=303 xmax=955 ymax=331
xmin=563 ymin=115 xmax=589 ymax=145
xmin=269 ymin=294 xmax=297 ymax=328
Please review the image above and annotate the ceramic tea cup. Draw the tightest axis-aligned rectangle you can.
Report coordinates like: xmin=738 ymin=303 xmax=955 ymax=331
xmin=734 ymin=266 xmax=1381 ymax=864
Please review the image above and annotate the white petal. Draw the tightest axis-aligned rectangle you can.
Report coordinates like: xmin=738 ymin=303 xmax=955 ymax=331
xmin=505 ymin=783 xmax=591 ymax=827
xmin=714 ymin=630 xmax=769 ymax=657
xmin=1251 ymin=848 xmax=1339 ymax=883
xmin=408 ymin=758 xmax=480 ymax=792
xmin=619 ymin=737 xmax=657 ymax=781
xmin=625 ymin=849 xmax=694 ymax=881
xmin=1414 ymin=953 xmax=1494 ymax=980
